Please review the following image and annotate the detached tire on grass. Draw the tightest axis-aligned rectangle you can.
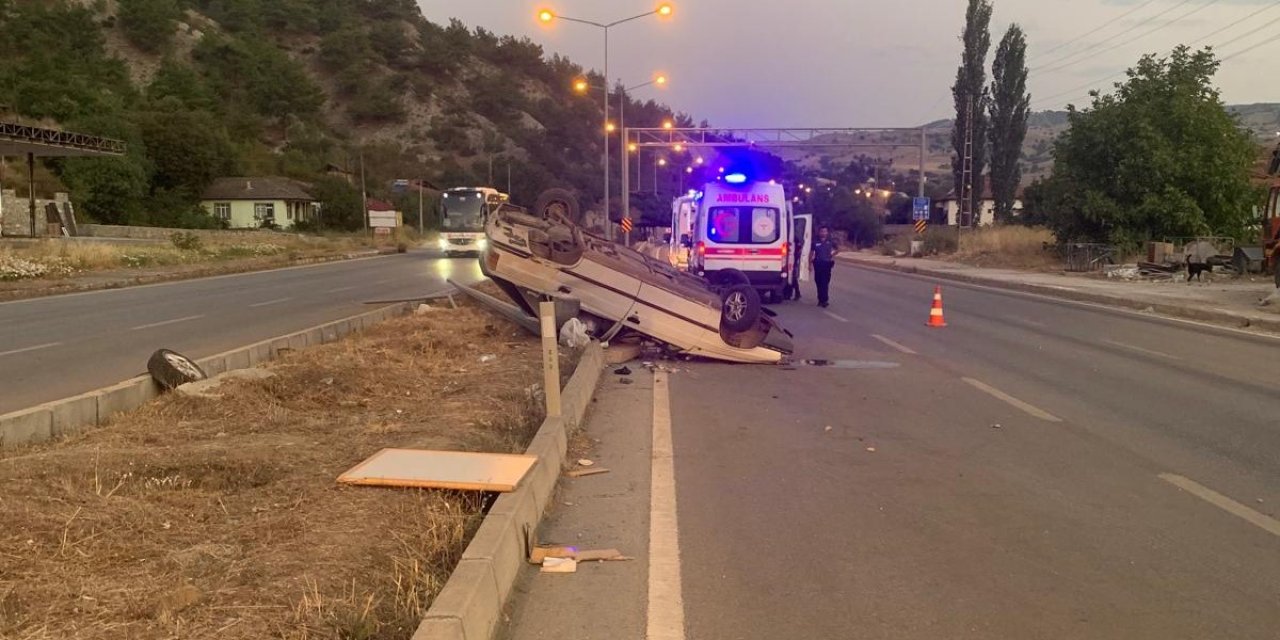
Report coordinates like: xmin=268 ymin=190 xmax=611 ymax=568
xmin=720 ymin=284 xmax=762 ymax=333
xmin=147 ymin=349 xmax=208 ymax=391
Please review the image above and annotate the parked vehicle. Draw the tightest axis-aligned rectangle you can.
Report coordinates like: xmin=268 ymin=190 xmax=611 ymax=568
xmin=438 ymin=187 xmax=507 ymax=256
xmin=480 ymin=192 xmax=794 ymax=364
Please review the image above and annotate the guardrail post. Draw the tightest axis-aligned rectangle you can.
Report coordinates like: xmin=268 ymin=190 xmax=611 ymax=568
xmin=539 ymin=301 xmax=562 ymax=418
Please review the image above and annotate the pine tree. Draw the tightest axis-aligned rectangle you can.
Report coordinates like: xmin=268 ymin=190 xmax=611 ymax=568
xmin=989 ymin=24 xmax=1030 ymax=223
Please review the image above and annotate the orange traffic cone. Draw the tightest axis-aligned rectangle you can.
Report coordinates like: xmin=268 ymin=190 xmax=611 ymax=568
xmin=926 ymin=286 xmax=947 ymax=328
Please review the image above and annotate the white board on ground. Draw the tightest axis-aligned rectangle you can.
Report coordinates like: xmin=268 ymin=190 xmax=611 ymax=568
xmin=337 ymin=448 xmax=537 ymax=492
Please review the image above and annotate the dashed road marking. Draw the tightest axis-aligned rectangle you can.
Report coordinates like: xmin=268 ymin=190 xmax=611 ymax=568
xmin=1159 ymin=473 xmax=1280 ymax=537
xmin=871 ymin=334 xmax=917 ymax=355
xmin=325 ymin=285 xmax=355 ymax=293
xmin=130 ymin=315 xmax=203 ymax=331
xmin=647 ymin=371 xmax=686 ymax=640
xmin=248 ymin=297 xmax=293 ymax=308
xmin=823 ymin=310 xmax=850 ymax=323
xmin=1104 ymin=339 xmax=1183 ymax=361
xmin=963 ymin=377 xmax=1063 ymax=423
xmin=0 ymin=342 xmax=61 ymax=357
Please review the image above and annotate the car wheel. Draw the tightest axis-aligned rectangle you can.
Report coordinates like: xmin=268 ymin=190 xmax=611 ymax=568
xmin=720 ymin=284 xmax=762 ymax=333
xmin=717 ymin=269 xmax=751 ymax=287
xmin=534 ymin=188 xmax=582 ymax=226
xmin=147 ymin=349 xmax=207 ymax=391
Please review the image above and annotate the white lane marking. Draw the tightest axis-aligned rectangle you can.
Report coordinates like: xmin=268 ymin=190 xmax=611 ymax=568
xmin=963 ymin=377 xmax=1063 ymax=423
xmin=871 ymin=334 xmax=918 ymax=355
xmin=370 ymin=278 xmax=393 ymax=285
xmin=129 ymin=315 xmax=203 ymax=331
xmin=248 ymin=297 xmax=293 ymax=308
xmin=1159 ymin=473 xmax=1280 ymax=537
xmin=823 ymin=310 xmax=850 ymax=323
xmin=1104 ymin=339 xmax=1183 ymax=361
xmin=647 ymin=371 xmax=686 ymax=640
xmin=0 ymin=342 xmax=61 ymax=357
xmin=1017 ymin=317 xmax=1047 ymax=328
xmin=325 ymin=285 xmax=355 ymax=293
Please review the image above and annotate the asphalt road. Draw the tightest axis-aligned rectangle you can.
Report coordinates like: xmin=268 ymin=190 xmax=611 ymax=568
xmin=0 ymin=251 xmax=484 ymax=414
xmin=506 ymin=262 xmax=1280 ymax=640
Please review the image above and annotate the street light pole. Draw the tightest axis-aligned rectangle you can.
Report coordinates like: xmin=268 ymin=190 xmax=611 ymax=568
xmin=538 ymin=5 xmax=672 ymax=241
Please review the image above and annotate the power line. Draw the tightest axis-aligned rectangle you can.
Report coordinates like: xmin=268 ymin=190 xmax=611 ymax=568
xmin=1187 ymin=0 xmax=1280 ymax=47
xmin=1219 ymin=23 xmax=1280 ymax=61
xmin=1036 ymin=0 xmax=1222 ymax=75
xmin=1030 ymin=0 xmax=1197 ymax=72
xmin=1027 ymin=0 xmax=1162 ymax=62
xmin=1031 ymin=8 xmax=1280 ymax=109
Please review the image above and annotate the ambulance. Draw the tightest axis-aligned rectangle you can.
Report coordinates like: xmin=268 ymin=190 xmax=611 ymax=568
xmin=668 ymin=192 xmax=699 ymax=270
xmin=689 ymin=174 xmax=811 ymax=303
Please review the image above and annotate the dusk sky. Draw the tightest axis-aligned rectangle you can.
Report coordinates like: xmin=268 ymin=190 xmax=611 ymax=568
xmin=420 ymin=1 xmax=1279 ymax=127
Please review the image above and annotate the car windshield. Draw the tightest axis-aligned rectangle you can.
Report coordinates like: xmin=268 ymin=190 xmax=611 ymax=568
xmin=707 ymin=206 xmax=780 ymax=244
xmin=441 ymin=191 xmax=487 ymax=231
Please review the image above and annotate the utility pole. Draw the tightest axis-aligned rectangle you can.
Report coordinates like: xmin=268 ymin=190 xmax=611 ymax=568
xmin=506 ymin=161 xmax=512 ymax=195
xmin=488 ymin=155 xmax=494 ymax=187
xmin=918 ymin=127 xmax=927 ymax=199
xmin=960 ymin=96 xmax=975 ymax=228
xmin=417 ymin=178 xmax=424 ymax=235
xmin=359 ymin=149 xmax=369 ymax=235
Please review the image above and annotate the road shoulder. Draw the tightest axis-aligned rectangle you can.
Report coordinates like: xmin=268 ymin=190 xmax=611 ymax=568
xmin=501 ymin=373 xmax=653 ymax=640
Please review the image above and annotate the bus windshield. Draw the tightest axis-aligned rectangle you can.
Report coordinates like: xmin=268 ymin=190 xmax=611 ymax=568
xmin=441 ymin=191 xmax=487 ymax=231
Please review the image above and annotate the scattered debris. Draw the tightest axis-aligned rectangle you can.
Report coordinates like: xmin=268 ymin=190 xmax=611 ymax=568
xmin=415 ymin=303 xmax=442 ymax=315
xmin=566 ymin=467 xmax=610 ymax=478
xmin=866 ymin=447 xmax=877 ymax=453
xmin=824 ymin=426 xmax=833 ymax=432
xmin=604 ymin=342 xmax=643 ymax=364
xmin=576 ymin=459 xmax=594 ymax=467
xmin=991 ymin=423 xmax=1002 ymax=430
xmin=338 ymin=448 xmax=537 ymax=492
xmin=559 ymin=317 xmax=591 ymax=349
xmin=540 ymin=557 xmax=577 ymax=573
xmin=529 ymin=545 xmax=577 ymax=564
xmin=620 ymin=378 xmax=634 ymax=385
xmin=614 ymin=366 xmax=632 ymax=375
xmin=147 ymin=348 xmax=207 ymax=390
xmin=574 ymin=548 xmax=629 ymax=562
xmin=479 ymin=354 xmax=497 ymax=364
xmin=529 ymin=544 xmax=629 ymax=565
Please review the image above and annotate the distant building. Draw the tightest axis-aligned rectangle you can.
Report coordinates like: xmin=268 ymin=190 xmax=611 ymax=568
xmin=936 ymin=179 xmax=1024 ymax=226
xmin=201 ymin=177 xmax=317 ymax=229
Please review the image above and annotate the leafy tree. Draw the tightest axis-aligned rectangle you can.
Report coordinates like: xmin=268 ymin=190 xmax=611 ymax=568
xmin=989 ymin=24 xmax=1029 ymax=223
xmin=310 ymin=176 xmax=364 ymax=230
xmin=117 ymin=0 xmax=181 ymax=53
xmin=136 ymin=107 xmax=236 ymax=198
xmin=1027 ymin=47 xmax=1258 ymax=246
xmin=147 ymin=60 xmax=216 ymax=111
xmin=951 ymin=0 xmax=992 ymax=225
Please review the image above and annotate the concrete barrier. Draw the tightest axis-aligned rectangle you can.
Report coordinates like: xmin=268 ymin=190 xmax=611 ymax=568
xmin=0 ymin=303 xmax=411 ymax=449
xmin=414 ymin=342 xmax=605 ymax=640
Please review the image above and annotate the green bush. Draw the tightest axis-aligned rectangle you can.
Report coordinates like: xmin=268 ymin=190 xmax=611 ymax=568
xmin=118 ymin=0 xmax=181 ymax=53
xmin=170 ymin=230 xmax=203 ymax=251
xmin=923 ymin=227 xmax=958 ymax=254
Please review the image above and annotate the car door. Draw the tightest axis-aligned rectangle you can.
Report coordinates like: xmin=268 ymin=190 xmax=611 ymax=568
xmin=794 ymin=214 xmax=813 ymax=283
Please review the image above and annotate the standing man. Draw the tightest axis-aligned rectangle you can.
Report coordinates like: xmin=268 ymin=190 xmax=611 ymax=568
xmin=811 ymin=226 xmax=840 ymax=308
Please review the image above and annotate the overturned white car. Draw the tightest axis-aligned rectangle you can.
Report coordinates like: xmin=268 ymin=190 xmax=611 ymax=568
xmin=478 ymin=192 xmax=794 ymax=364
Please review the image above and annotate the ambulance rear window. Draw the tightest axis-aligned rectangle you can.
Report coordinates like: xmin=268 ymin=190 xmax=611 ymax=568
xmin=707 ymin=207 xmax=780 ymax=244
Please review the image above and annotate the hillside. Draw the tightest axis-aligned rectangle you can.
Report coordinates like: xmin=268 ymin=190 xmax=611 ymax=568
xmin=783 ymin=104 xmax=1280 ymax=189
xmin=0 ymin=0 xmax=690 ymax=229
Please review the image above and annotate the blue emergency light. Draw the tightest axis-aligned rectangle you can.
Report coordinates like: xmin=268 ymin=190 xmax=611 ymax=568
xmin=724 ymin=172 xmax=748 ymax=184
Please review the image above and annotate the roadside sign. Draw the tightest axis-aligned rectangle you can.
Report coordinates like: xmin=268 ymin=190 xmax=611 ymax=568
xmin=620 ymin=217 xmax=634 ymax=233
xmin=914 ymin=219 xmax=927 ymax=235
xmin=912 ymin=197 xmax=931 ymax=222
xmin=369 ymin=211 xmax=398 ymax=229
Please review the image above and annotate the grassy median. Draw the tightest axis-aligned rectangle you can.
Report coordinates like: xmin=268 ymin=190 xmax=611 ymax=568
xmin=0 ymin=295 xmax=569 ymax=639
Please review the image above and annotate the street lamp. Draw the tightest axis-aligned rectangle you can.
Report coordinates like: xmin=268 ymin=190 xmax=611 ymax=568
xmin=537 ymin=4 xmax=674 ymax=239
xmin=662 ymin=120 xmax=674 ymax=129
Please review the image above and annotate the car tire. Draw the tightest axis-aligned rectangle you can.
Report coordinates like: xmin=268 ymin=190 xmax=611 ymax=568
xmin=720 ymin=284 xmax=762 ymax=333
xmin=716 ymin=269 xmax=751 ymax=287
xmin=534 ymin=188 xmax=582 ymax=226
xmin=147 ymin=349 xmax=207 ymax=391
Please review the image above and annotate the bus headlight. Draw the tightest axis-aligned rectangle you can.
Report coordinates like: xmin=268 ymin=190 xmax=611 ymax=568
xmin=477 ymin=237 xmax=488 ymax=250
xmin=438 ymin=238 xmax=450 ymax=250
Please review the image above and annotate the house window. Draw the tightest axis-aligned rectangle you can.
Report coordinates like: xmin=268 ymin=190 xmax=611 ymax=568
xmin=213 ymin=202 xmax=231 ymax=221
xmin=254 ymin=202 xmax=275 ymax=220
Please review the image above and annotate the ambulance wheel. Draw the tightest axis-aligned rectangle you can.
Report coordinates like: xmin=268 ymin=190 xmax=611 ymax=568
xmin=720 ymin=284 xmax=762 ymax=333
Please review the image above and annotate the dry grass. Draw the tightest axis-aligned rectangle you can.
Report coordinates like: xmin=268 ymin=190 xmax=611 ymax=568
xmin=0 ymin=234 xmax=374 ymax=281
xmin=0 ymin=300 xmax=563 ymax=639
xmin=943 ymin=226 xmax=1058 ymax=270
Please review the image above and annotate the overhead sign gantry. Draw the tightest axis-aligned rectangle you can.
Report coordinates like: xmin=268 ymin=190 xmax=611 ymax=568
xmin=0 ymin=121 xmax=125 ymax=236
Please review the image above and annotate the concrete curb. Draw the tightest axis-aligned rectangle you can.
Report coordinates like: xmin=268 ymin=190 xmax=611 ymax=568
xmin=0 ymin=249 xmax=393 ymax=303
xmin=840 ymin=255 xmax=1280 ymax=335
xmin=0 ymin=303 xmax=411 ymax=449
xmin=413 ymin=342 xmax=605 ymax=640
